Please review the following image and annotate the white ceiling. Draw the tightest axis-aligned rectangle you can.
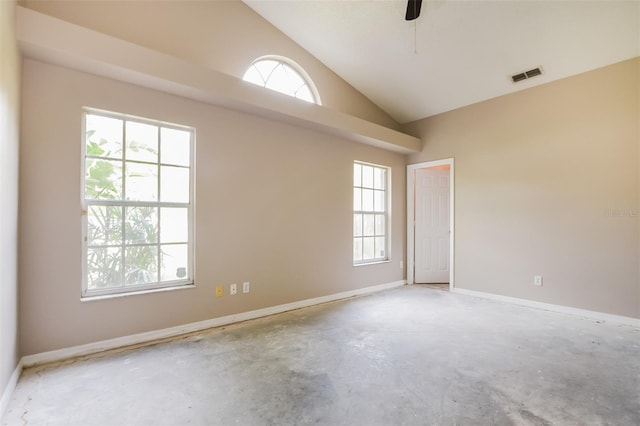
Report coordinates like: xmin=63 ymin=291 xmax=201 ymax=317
xmin=244 ymin=0 xmax=640 ymax=123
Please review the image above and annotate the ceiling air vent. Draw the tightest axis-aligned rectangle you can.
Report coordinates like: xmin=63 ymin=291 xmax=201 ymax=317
xmin=511 ymin=67 xmax=543 ymax=83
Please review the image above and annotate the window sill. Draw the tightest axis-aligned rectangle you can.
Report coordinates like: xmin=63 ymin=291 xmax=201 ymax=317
xmin=81 ymin=283 xmax=196 ymax=302
xmin=353 ymin=260 xmax=391 ymax=267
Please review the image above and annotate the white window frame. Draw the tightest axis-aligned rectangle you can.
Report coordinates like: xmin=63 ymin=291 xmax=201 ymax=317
xmin=81 ymin=108 xmax=195 ymax=298
xmin=242 ymin=55 xmax=322 ymax=105
xmin=353 ymin=161 xmax=390 ymax=265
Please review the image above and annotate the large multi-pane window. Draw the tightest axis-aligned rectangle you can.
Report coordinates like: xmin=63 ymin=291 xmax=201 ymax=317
xmin=82 ymin=110 xmax=194 ymax=297
xmin=353 ymin=162 xmax=389 ymax=264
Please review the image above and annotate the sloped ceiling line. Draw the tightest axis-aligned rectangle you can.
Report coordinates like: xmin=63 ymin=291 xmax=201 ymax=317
xmin=244 ymin=0 xmax=640 ymax=123
xmin=16 ymin=7 xmax=421 ymax=154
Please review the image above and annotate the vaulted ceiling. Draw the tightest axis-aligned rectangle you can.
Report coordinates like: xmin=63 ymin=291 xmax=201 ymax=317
xmin=244 ymin=0 xmax=640 ymax=123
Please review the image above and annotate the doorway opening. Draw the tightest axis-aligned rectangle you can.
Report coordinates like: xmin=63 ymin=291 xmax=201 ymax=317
xmin=407 ymin=159 xmax=454 ymax=290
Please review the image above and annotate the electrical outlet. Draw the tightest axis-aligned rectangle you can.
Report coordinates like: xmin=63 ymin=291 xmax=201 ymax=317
xmin=230 ymin=283 xmax=237 ymax=295
xmin=243 ymin=281 xmax=250 ymax=293
xmin=216 ymin=285 xmax=224 ymax=297
xmin=534 ymin=275 xmax=543 ymax=286
xmin=400 ymin=260 xmax=404 ymax=269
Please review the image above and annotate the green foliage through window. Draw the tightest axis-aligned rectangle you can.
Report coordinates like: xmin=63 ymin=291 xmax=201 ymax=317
xmin=83 ymin=111 xmax=193 ymax=296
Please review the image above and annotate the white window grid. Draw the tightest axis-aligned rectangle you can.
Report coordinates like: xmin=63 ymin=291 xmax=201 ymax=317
xmin=353 ymin=161 xmax=389 ymax=265
xmin=81 ymin=109 xmax=195 ymax=297
xmin=242 ymin=57 xmax=320 ymax=104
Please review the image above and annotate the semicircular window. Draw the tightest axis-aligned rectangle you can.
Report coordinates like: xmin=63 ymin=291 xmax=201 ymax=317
xmin=243 ymin=57 xmax=320 ymax=104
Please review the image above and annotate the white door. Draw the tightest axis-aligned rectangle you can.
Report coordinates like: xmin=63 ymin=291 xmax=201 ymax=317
xmin=414 ymin=168 xmax=450 ymax=283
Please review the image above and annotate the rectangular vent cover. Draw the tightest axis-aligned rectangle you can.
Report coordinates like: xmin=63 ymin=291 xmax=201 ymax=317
xmin=511 ymin=67 xmax=543 ymax=83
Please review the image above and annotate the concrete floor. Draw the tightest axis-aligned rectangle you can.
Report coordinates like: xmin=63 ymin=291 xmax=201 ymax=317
xmin=3 ymin=285 xmax=639 ymax=425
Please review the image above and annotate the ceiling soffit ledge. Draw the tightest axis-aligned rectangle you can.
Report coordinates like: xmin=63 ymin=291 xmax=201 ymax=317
xmin=16 ymin=6 xmax=421 ymax=154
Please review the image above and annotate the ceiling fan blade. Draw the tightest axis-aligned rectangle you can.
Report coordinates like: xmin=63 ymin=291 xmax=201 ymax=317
xmin=405 ymin=0 xmax=423 ymax=21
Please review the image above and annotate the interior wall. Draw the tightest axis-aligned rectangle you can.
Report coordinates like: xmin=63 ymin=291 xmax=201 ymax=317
xmin=19 ymin=59 xmax=406 ymax=356
xmin=405 ymin=58 xmax=640 ymax=319
xmin=0 ymin=0 xmax=21 ymax=402
xmin=20 ymin=0 xmax=399 ymax=130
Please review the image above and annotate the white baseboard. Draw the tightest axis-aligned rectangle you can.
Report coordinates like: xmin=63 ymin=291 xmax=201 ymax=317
xmin=452 ymin=288 xmax=640 ymax=328
xmin=0 ymin=358 xmax=23 ymax=421
xmin=22 ymin=280 xmax=406 ymax=368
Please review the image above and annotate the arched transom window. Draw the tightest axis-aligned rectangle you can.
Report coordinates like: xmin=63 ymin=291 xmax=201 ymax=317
xmin=243 ymin=57 xmax=320 ymax=104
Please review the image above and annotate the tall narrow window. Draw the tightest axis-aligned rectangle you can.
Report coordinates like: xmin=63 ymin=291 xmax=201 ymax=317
xmin=82 ymin=109 xmax=194 ymax=297
xmin=243 ymin=56 xmax=320 ymax=104
xmin=353 ymin=162 xmax=389 ymax=264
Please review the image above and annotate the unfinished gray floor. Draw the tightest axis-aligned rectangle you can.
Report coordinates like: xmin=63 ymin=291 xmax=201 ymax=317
xmin=4 ymin=285 xmax=639 ymax=426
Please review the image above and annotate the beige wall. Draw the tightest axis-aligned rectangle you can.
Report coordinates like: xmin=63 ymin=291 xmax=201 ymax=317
xmin=19 ymin=59 xmax=406 ymax=355
xmin=20 ymin=0 xmax=399 ymax=130
xmin=14 ymin=0 xmax=637 ymax=362
xmin=0 ymin=0 xmax=21 ymax=402
xmin=406 ymin=58 xmax=640 ymax=319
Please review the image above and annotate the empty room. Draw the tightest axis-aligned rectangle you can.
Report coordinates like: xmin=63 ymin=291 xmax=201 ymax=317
xmin=1 ymin=0 xmax=638 ymax=425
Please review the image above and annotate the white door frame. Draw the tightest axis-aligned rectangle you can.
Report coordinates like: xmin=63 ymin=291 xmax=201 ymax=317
xmin=407 ymin=158 xmax=455 ymax=289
